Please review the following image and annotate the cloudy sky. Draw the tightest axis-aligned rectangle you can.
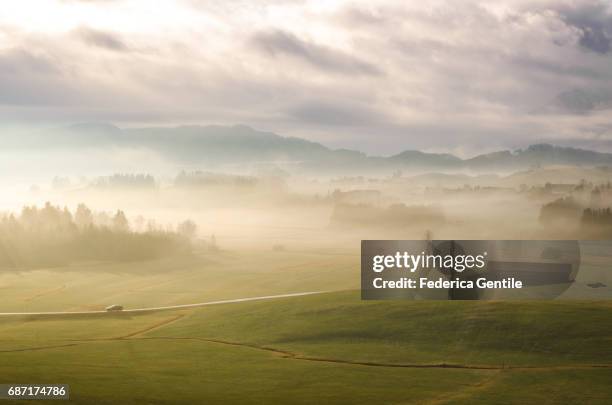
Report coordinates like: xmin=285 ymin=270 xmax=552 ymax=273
xmin=1 ymin=0 xmax=612 ymax=155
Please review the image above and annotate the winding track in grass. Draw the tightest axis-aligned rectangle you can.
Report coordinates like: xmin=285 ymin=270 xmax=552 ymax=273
xmin=2 ymin=291 xmax=611 ymax=372
xmin=5 ymin=334 xmax=612 ymax=371
xmin=126 ymin=336 xmax=612 ymax=371
xmin=0 ymin=291 xmax=325 ymax=317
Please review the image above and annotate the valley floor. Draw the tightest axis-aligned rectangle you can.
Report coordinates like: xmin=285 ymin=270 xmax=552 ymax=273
xmin=0 ymin=252 xmax=610 ymax=404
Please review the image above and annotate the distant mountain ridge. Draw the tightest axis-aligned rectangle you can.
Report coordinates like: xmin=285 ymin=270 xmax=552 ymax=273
xmin=19 ymin=123 xmax=612 ymax=173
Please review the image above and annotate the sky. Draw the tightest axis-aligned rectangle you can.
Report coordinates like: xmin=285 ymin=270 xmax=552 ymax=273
xmin=1 ymin=0 xmax=612 ymax=156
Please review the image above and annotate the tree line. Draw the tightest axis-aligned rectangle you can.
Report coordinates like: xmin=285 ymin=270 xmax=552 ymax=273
xmin=0 ymin=203 xmax=194 ymax=269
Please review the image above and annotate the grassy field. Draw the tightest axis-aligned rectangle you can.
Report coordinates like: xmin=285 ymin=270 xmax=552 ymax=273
xmin=0 ymin=250 xmax=611 ymax=404
xmin=0 ymin=249 xmax=358 ymax=312
xmin=149 ymin=290 xmax=612 ymax=367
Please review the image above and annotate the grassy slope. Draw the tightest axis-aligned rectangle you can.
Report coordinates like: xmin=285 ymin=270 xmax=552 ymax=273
xmin=150 ymin=291 xmax=612 ymax=367
xmin=1 ymin=249 xmax=611 ymax=404
xmin=0 ymin=250 xmax=358 ymax=312
xmin=0 ymin=338 xmax=488 ymax=404
xmin=0 ymin=310 xmax=482 ymax=404
xmin=0 ymin=291 xmax=610 ymax=404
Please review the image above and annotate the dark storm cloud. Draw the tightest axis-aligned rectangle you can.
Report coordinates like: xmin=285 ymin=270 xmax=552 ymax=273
xmin=74 ymin=27 xmax=128 ymax=51
xmin=554 ymin=0 xmax=612 ymax=54
xmin=251 ymin=30 xmax=381 ymax=76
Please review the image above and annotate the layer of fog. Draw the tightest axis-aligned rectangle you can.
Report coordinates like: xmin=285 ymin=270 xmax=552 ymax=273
xmin=3 ymin=164 xmax=611 ymax=253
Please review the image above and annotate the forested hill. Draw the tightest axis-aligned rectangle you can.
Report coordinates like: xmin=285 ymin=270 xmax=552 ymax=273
xmin=13 ymin=123 xmax=612 ymax=173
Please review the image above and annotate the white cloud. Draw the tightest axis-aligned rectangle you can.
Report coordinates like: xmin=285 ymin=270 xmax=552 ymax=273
xmin=0 ymin=0 xmax=611 ymax=154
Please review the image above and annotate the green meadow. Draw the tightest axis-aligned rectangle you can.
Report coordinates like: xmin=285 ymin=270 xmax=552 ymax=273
xmin=0 ymin=250 xmax=611 ymax=404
